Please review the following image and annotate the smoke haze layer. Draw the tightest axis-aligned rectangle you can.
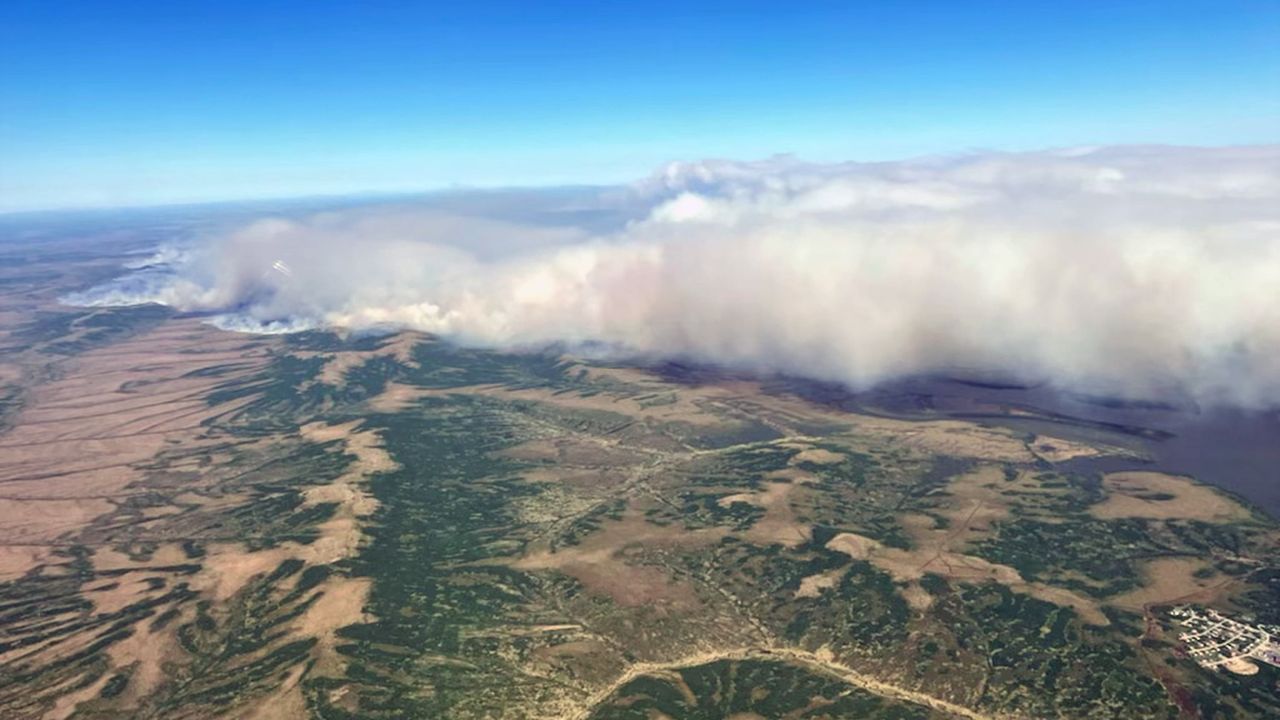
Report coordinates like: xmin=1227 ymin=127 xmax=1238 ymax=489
xmin=67 ymin=146 xmax=1280 ymax=406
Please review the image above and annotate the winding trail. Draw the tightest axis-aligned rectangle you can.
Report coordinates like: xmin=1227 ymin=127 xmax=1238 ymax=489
xmin=569 ymin=645 xmax=1012 ymax=720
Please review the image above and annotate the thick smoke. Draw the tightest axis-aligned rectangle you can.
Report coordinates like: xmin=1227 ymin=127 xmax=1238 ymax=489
xmin=69 ymin=146 xmax=1280 ymax=406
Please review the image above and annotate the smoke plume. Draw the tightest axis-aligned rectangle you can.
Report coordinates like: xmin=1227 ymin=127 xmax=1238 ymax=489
xmin=68 ymin=145 xmax=1280 ymax=406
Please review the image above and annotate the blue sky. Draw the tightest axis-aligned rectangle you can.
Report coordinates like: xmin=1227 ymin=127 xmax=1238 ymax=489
xmin=1 ymin=1 xmax=1277 ymax=212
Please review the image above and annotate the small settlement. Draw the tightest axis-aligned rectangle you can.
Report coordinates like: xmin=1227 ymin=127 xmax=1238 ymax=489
xmin=1170 ymin=605 xmax=1280 ymax=676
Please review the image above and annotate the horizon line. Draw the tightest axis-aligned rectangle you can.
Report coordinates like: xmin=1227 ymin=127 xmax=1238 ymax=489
xmin=4 ymin=140 xmax=1276 ymax=219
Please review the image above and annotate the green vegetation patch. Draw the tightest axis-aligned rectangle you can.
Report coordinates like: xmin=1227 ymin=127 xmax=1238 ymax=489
xmin=588 ymin=658 xmax=946 ymax=719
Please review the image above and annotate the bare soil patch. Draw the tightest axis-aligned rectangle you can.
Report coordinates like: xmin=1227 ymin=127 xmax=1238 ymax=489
xmin=43 ymin=673 xmax=112 ymax=720
xmin=824 ymin=466 xmax=1108 ymax=625
xmin=1111 ymin=556 xmax=1224 ymax=609
xmin=295 ymin=577 xmax=374 ymax=674
xmin=795 ymin=568 xmax=845 ymax=599
xmin=195 ymin=544 xmax=297 ymax=601
xmin=849 ymin=417 xmax=1036 ymax=463
xmin=1223 ymin=657 xmax=1260 ymax=675
xmin=515 ymin=513 xmax=726 ymax=610
xmin=105 ymin=618 xmax=180 ymax=704
xmin=1028 ymin=434 xmax=1112 ymax=463
xmin=789 ymin=446 xmax=846 ymax=465
xmin=84 ymin=574 xmax=166 ymax=614
xmin=0 ymin=545 xmax=50 ymax=581
xmin=298 ymin=421 xmax=393 ymax=562
xmin=296 ymin=331 xmax=423 ymax=387
xmin=723 ymin=478 xmax=810 ymax=548
xmin=0 ymin=498 xmax=114 ymax=544
xmin=244 ymin=664 xmax=309 ymax=720
xmin=1091 ymin=471 xmax=1249 ymax=521
xmin=366 ymin=381 xmax=429 ymax=413
xmin=0 ymin=319 xmax=272 ymax=578
xmin=900 ymin=582 xmax=935 ymax=611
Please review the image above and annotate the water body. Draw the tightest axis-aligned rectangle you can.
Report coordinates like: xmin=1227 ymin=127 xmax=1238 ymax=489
xmin=812 ymin=375 xmax=1280 ymax=518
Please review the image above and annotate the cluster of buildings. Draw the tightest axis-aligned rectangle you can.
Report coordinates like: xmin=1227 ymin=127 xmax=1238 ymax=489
xmin=1170 ymin=605 xmax=1280 ymax=676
